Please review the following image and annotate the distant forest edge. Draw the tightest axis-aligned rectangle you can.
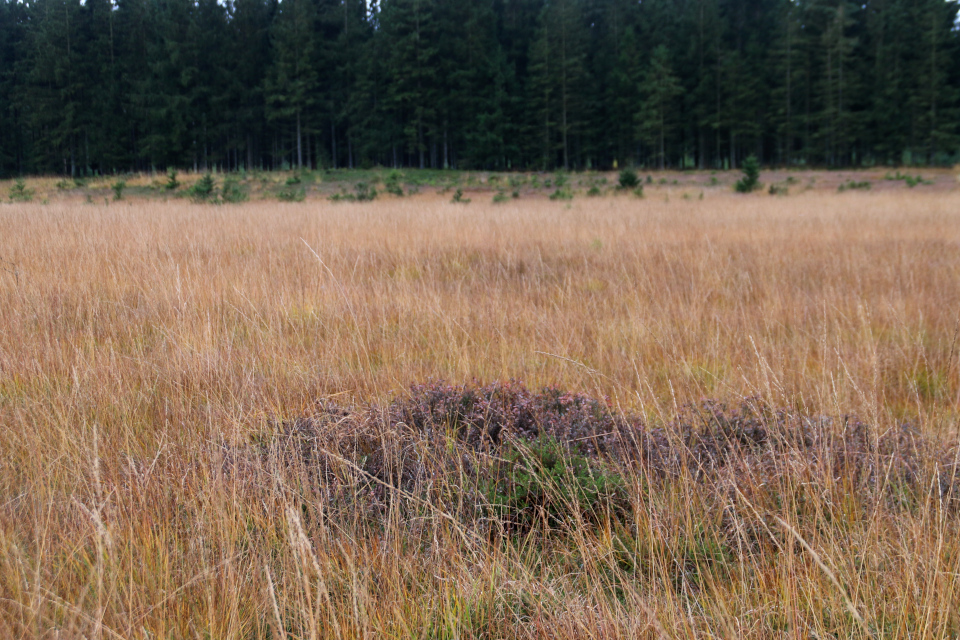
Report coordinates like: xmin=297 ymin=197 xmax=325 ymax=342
xmin=0 ymin=0 xmax=959 ymax=178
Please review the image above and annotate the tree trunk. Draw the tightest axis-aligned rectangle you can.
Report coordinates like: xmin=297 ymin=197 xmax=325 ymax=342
xmin=331 ymin=120 xmax=337 ymax=169
xmin=296 ymin=111 xmax=303 ymax=170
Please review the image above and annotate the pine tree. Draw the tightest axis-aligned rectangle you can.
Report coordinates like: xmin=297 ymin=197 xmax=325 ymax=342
xmin=608 ymin=25 xmax=643 ymax=167
xmin=820 ymin=0 xmax=859 ymax=165
xmin=0 ymin=0 xmax=27 ymax=175
xmin=382 ymin=0 xmax=440 ymax=169
xmin=21 ymin=0 xmax=85 ymax=174
xmin=915 ymin=0 xmax=959 ymax=163
xmin=230 ymin=0 xmax=273 ymax=170
xmin=2 ymin=0 xmax=960 ymax=172
xmin=638 ymin=45 xmax=682 ymax=169
xmin=266 ymin=0 xmax=319 ymax=170
xmin=348 ymin=1 xmax=397 ymax=167
xmin=528 ymin=0 xmax=588 ymax=170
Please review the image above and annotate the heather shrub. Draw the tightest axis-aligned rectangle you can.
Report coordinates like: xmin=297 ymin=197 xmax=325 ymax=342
xmin=480 ymin=434 xmax=628 ymax=530
xmin=247 ymin=380 xmax=957 ymax=533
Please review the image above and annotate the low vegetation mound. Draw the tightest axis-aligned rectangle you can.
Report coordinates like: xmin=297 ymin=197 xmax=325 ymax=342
xmin=228 ymin=381 xmax=958 ymax=535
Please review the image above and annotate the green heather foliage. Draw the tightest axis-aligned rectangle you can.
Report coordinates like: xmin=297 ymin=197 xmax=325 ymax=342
xmin=480 ymin=435 xmax=628 ymax=529
xmin=1 ymin=0 xmax=958 ymax=178
xmin=111 ymin=180 xmax=125 ymax=200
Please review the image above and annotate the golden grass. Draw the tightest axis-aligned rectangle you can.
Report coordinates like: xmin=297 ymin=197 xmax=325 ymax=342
xmin=1 ymin=189 xmax=959 ymax=638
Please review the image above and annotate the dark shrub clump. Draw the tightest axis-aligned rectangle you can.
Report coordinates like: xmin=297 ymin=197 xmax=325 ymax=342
xmin=230 ymin=381 xmax=958 ymax=536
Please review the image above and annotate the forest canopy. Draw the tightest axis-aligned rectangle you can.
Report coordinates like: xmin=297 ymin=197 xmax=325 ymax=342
xmin=0 ymin=0 xmax=958 ymax=177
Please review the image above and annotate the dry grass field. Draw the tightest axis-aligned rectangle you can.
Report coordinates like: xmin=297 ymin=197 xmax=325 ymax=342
xmin=1 ymin=186 xmax=960 ymax=638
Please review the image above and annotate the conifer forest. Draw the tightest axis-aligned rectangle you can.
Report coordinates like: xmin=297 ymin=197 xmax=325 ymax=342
xmin=0 ymin=0 xmax=958 ymax=177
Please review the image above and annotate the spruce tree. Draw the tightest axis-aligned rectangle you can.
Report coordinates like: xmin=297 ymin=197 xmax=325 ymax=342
xmin=638 ymin=45 xmax=682 ymax=169
xmin=382 ymin=0 xmax=440 ymax=169
xmin=266 ymin=0 xmax=319 ymax=170
xmin=528 ymin=0 xmax=588 ymax=170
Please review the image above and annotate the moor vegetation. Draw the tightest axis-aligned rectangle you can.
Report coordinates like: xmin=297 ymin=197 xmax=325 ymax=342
xmin=1 ymin=190 xmax=960 ymax=637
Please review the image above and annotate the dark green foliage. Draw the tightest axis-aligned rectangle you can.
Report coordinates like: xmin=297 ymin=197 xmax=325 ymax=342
xmin=451 ymin=188 xmax=470 ymax=204
xmin=637 ymin=46 xmax=682 ymax=170
xmin=112 ymin=180 xmax=126 ymax=201
xmin=617 ymin=169 xmax=639 ymax=190
xmin=221 ymin=177 xmax=248 ymax=203
xmin=189 ymin=174 xmax=217 ymax=202
xmin=165 ymin=169 xmax=180 ymax=191
xmin=277 ymin=186 xmax=306 ymax=202
xmin=492 ymin=190 xmax=508 ymax=203
xmin=480 ymin=435 xmax=628 ymax=529
xmin=8 ymin=179 xmax=33 ymax=202
xmin=838 ymin=180 xmax=871 ymax=192
xmin=1 ymin=0 xmax=959 ymax=176
xmin=549 ymin=188 xmax=573 ymax=201
xmin=384 ymin=170 xmax=404 ymax=197
xmin=325 ymin=180 xmax=376 ymax=202
xmin=353 ymin=182 xmax=377 ymax=201
xmin=735 ymin=155 xmax=761 ymax=193
xmin=885 ymin=172 xmax=934 ymax=187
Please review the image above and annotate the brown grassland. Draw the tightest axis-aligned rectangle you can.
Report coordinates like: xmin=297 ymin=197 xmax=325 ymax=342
xmin=1 ymin=181 xmax=960 ymax=638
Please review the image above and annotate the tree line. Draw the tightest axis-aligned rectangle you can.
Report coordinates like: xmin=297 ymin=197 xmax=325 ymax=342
xmin=1 ymin=0 xmax=958 ymax=177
